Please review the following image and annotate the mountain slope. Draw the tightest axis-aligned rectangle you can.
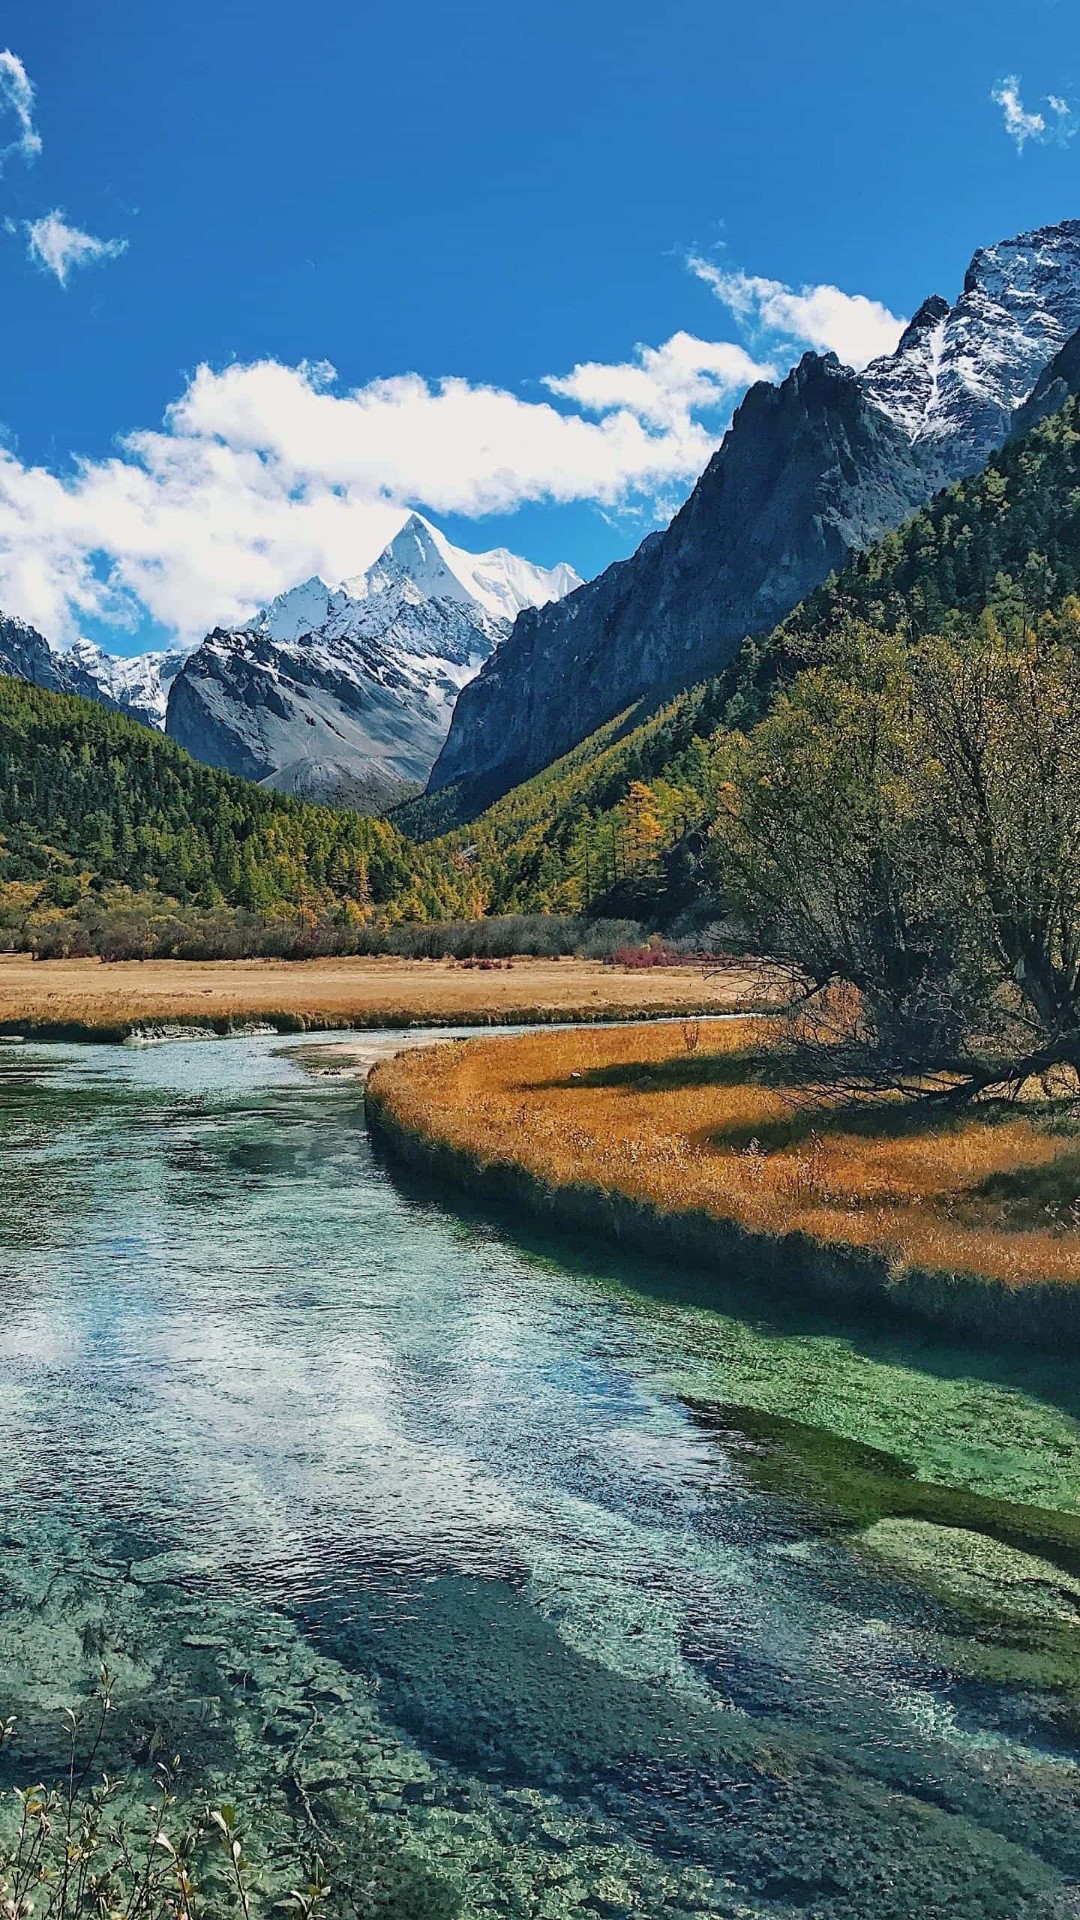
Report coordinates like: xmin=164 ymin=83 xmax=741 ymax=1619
xmin=61 ymin=639 xmax=188 ymax=727
xmin=423 ymin=372 xmax=1080 ymax=917
xmin=431 ymin=218 xmax=1080 ymax=821
xmin=0 ymin=614 xmax=82 ymax=696
xmin=1012 ymin=318 xmax=1080 ymax=437
xmin=166 ymin=514 xmax=580 ymax=810
xmin=0 ymin=674 xmax=463 ymax=922
xmin=429 ymin=352 xmax=932 ymax=809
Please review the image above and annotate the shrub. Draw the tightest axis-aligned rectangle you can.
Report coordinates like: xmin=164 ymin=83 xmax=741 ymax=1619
xmin=1 ymin=900 xmax=648 ymax=966
xmin=0 ymin=1671 xmax=329 ymax=1919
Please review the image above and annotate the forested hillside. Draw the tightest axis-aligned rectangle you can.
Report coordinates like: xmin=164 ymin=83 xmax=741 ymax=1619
xmin=8 ymin=390 xmax=1080 ymax=948
xmin=421 ymin=689 xmax=731 ymax=916
xmin=425 ymin=391 xmax=1080 ymax=919
xmin=730 ymin=384 xmax=1080 ymax=719
xmin=0 ymin=677 xmax=469 ymax=945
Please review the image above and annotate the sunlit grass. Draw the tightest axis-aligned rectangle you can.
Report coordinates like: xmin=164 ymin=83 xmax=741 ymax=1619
xmin=0 ymin=954 xmax=757 ymax=1039
xmin=371 ymin=1020 xmax=1080 ymax=1289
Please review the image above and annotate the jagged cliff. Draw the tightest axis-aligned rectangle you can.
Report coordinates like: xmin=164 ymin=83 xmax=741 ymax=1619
xmin=429 ymin=353 xmax=932 ymax=806
xmin=431 ymin=218 xmax=1080 ymax=818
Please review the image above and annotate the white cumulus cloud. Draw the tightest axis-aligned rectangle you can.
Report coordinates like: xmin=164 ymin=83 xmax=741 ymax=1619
xmin=544 ymin=331 xmax=774 ymax=428
xmin=0 ymin=48 xmax=40 ymax=172
xmin=991 ymin=75 xmax=1078 ymax=153
xmin=0 ymin=337 xmax=770 ymax=645
xmin=25 ymin=209 xmax=128 ymax=286
xmin=688 ymin=257 xmax=906 ymax=370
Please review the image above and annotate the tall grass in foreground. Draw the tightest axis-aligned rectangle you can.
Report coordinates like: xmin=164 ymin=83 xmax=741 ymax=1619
xmin=370 ymin=1021 xmax=1080 ymax=1290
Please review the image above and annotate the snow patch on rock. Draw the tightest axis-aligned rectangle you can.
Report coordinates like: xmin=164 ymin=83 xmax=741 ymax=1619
xmin=861 ymin=220 xmax=1080 ymax=477
xmin=164 ymin=515 xmax=581 ymax=807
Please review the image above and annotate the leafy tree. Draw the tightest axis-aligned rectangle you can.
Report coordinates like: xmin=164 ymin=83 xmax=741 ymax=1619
xmin=715 ymin=626 xmax=1080 ymax=1100
xmin=624 ymin=781 xmax=664 ymax=872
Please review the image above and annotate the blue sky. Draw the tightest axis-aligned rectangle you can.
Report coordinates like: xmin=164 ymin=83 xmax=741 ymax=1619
xmin=0 ymin=0 xmax=1078 ymax=653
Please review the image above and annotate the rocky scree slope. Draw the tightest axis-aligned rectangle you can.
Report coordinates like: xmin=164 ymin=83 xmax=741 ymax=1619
xmin=430 ymin=219 xmax=1080 ymax=817
xmin=166 ymin=515 xmax=579 ymax=811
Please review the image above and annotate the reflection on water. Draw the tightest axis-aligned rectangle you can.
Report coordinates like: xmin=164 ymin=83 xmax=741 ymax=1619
xmin=0 ymin=1033 xmax=1079 ymax=1917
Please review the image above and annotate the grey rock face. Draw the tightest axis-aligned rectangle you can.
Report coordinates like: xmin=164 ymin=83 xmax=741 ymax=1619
xmin=165 ymin=516 xmax=580 ymax=810
xmin=431 ymin=217 xmax=1080 ymax=816
xmin=430 ymin=353 xmax=934 ymax=804
xmin=1011 ymin=320 xmax=1080 ymax=437
xmin=0 ymin=615 xmax=82 ymax=695
xmin=166 ymin=599 xmax=494 ymax=814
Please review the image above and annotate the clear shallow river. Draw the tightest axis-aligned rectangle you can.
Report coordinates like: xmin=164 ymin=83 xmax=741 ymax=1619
xmin=1 ymin=1031 xmax=1080 ymax=1918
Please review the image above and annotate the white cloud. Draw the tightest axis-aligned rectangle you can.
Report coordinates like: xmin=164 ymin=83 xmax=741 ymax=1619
xmin=992 ymin=75 xmax=1078 ymax=153
xmin=0 ymin=338 xmax=768 ymax=644
xmin=0 ymin=49 xmax=40 ymax=172
xmin=688 ymin=257 xmax=906 ymax=369
xmin=25 ymin=209 xmax=128 ymax=286
xmin=544 ymin=331 xmax=774 ymax=428
xmin=0 ymin=55 xmax=129 ymax=283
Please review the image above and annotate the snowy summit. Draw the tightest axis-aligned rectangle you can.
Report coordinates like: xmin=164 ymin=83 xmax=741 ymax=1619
xmin=164 ymin=515 xmax=581 ymax=810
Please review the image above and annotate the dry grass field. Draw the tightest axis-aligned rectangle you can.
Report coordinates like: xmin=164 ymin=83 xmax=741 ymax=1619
xmin=370 ymin=1019 xmax=1080 ymax=1291
xmin=0 ymin=952 xmax=762 ymax=1039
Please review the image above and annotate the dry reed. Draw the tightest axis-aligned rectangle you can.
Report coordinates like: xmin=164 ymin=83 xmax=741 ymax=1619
xmin=0 ymin=954 xmax=760 ymax=1039
xmin=370 ymin=1020 xmax=1080 ymax=1291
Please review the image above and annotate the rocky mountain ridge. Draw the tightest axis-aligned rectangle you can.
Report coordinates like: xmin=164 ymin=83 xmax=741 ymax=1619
xmin=165 ymin=515 xmax=581 ymax=810
xmin=61 ymin=639 xmax=188 ymax=728
xmin=431 ymin=217 xmax=1080 ymax=816
xmin=0 ymin=614 xmax=80 ymax=696
xmin=0 ymin=618 xmax=189 ymax=727
xmin=0 ymin=516 xmax=579 ymax=813
xmin=430 ymin=352 xmax=933 ymax=808
xmin=860 ymin=219 xmax=1080 ymax=475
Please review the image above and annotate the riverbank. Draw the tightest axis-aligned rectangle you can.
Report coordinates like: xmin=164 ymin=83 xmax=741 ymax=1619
xmin=0 ymin=951 xmax=761 ymax=1042
xmin=367 ymin=1020 xmax=1080 ymax=1344
xmin=6 ymin=1031 xmax=1080 ymax=1917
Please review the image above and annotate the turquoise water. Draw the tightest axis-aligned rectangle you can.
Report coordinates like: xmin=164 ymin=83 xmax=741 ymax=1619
xmin=1 ymin=1031 xmax=1079 ymax=1918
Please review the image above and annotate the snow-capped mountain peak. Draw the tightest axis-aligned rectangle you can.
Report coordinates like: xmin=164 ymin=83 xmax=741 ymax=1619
xmin=861 ymin=219 xmax=1080 ymax=478
xmin=255 ymin=577 xmax=345 ymax=647
xmin=350 ymin=511 xmax=583 ymax=624
xmin=59 ymin=636 xmax=189 ymax=728
xmin=857 ymin=295 xmax=950 ymax=444
xmin=355 ymin=514 xmax=474 ymax=609
xmin=165 ymin=517 xmax=582 ymax=809
xmin=255 ymin=514 xmax=582 ymax=653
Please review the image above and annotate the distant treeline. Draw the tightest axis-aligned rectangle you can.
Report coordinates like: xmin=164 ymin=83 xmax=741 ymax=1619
xmin=4 ymin=892 xmax=646 ymax=964
xmin=0 ymin=675 xmax=472 ymax=939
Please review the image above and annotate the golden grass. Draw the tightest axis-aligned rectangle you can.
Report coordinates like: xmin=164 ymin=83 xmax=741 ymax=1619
xmin=0 ymin=952 xmax=761 ymax=1038
xmin=370 ymin=1019 xmax=1080 ymax=1291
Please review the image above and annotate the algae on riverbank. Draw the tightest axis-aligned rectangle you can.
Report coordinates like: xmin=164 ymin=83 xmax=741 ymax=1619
xmin=686 ymin=1402 xmax=1080 ymax=1576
